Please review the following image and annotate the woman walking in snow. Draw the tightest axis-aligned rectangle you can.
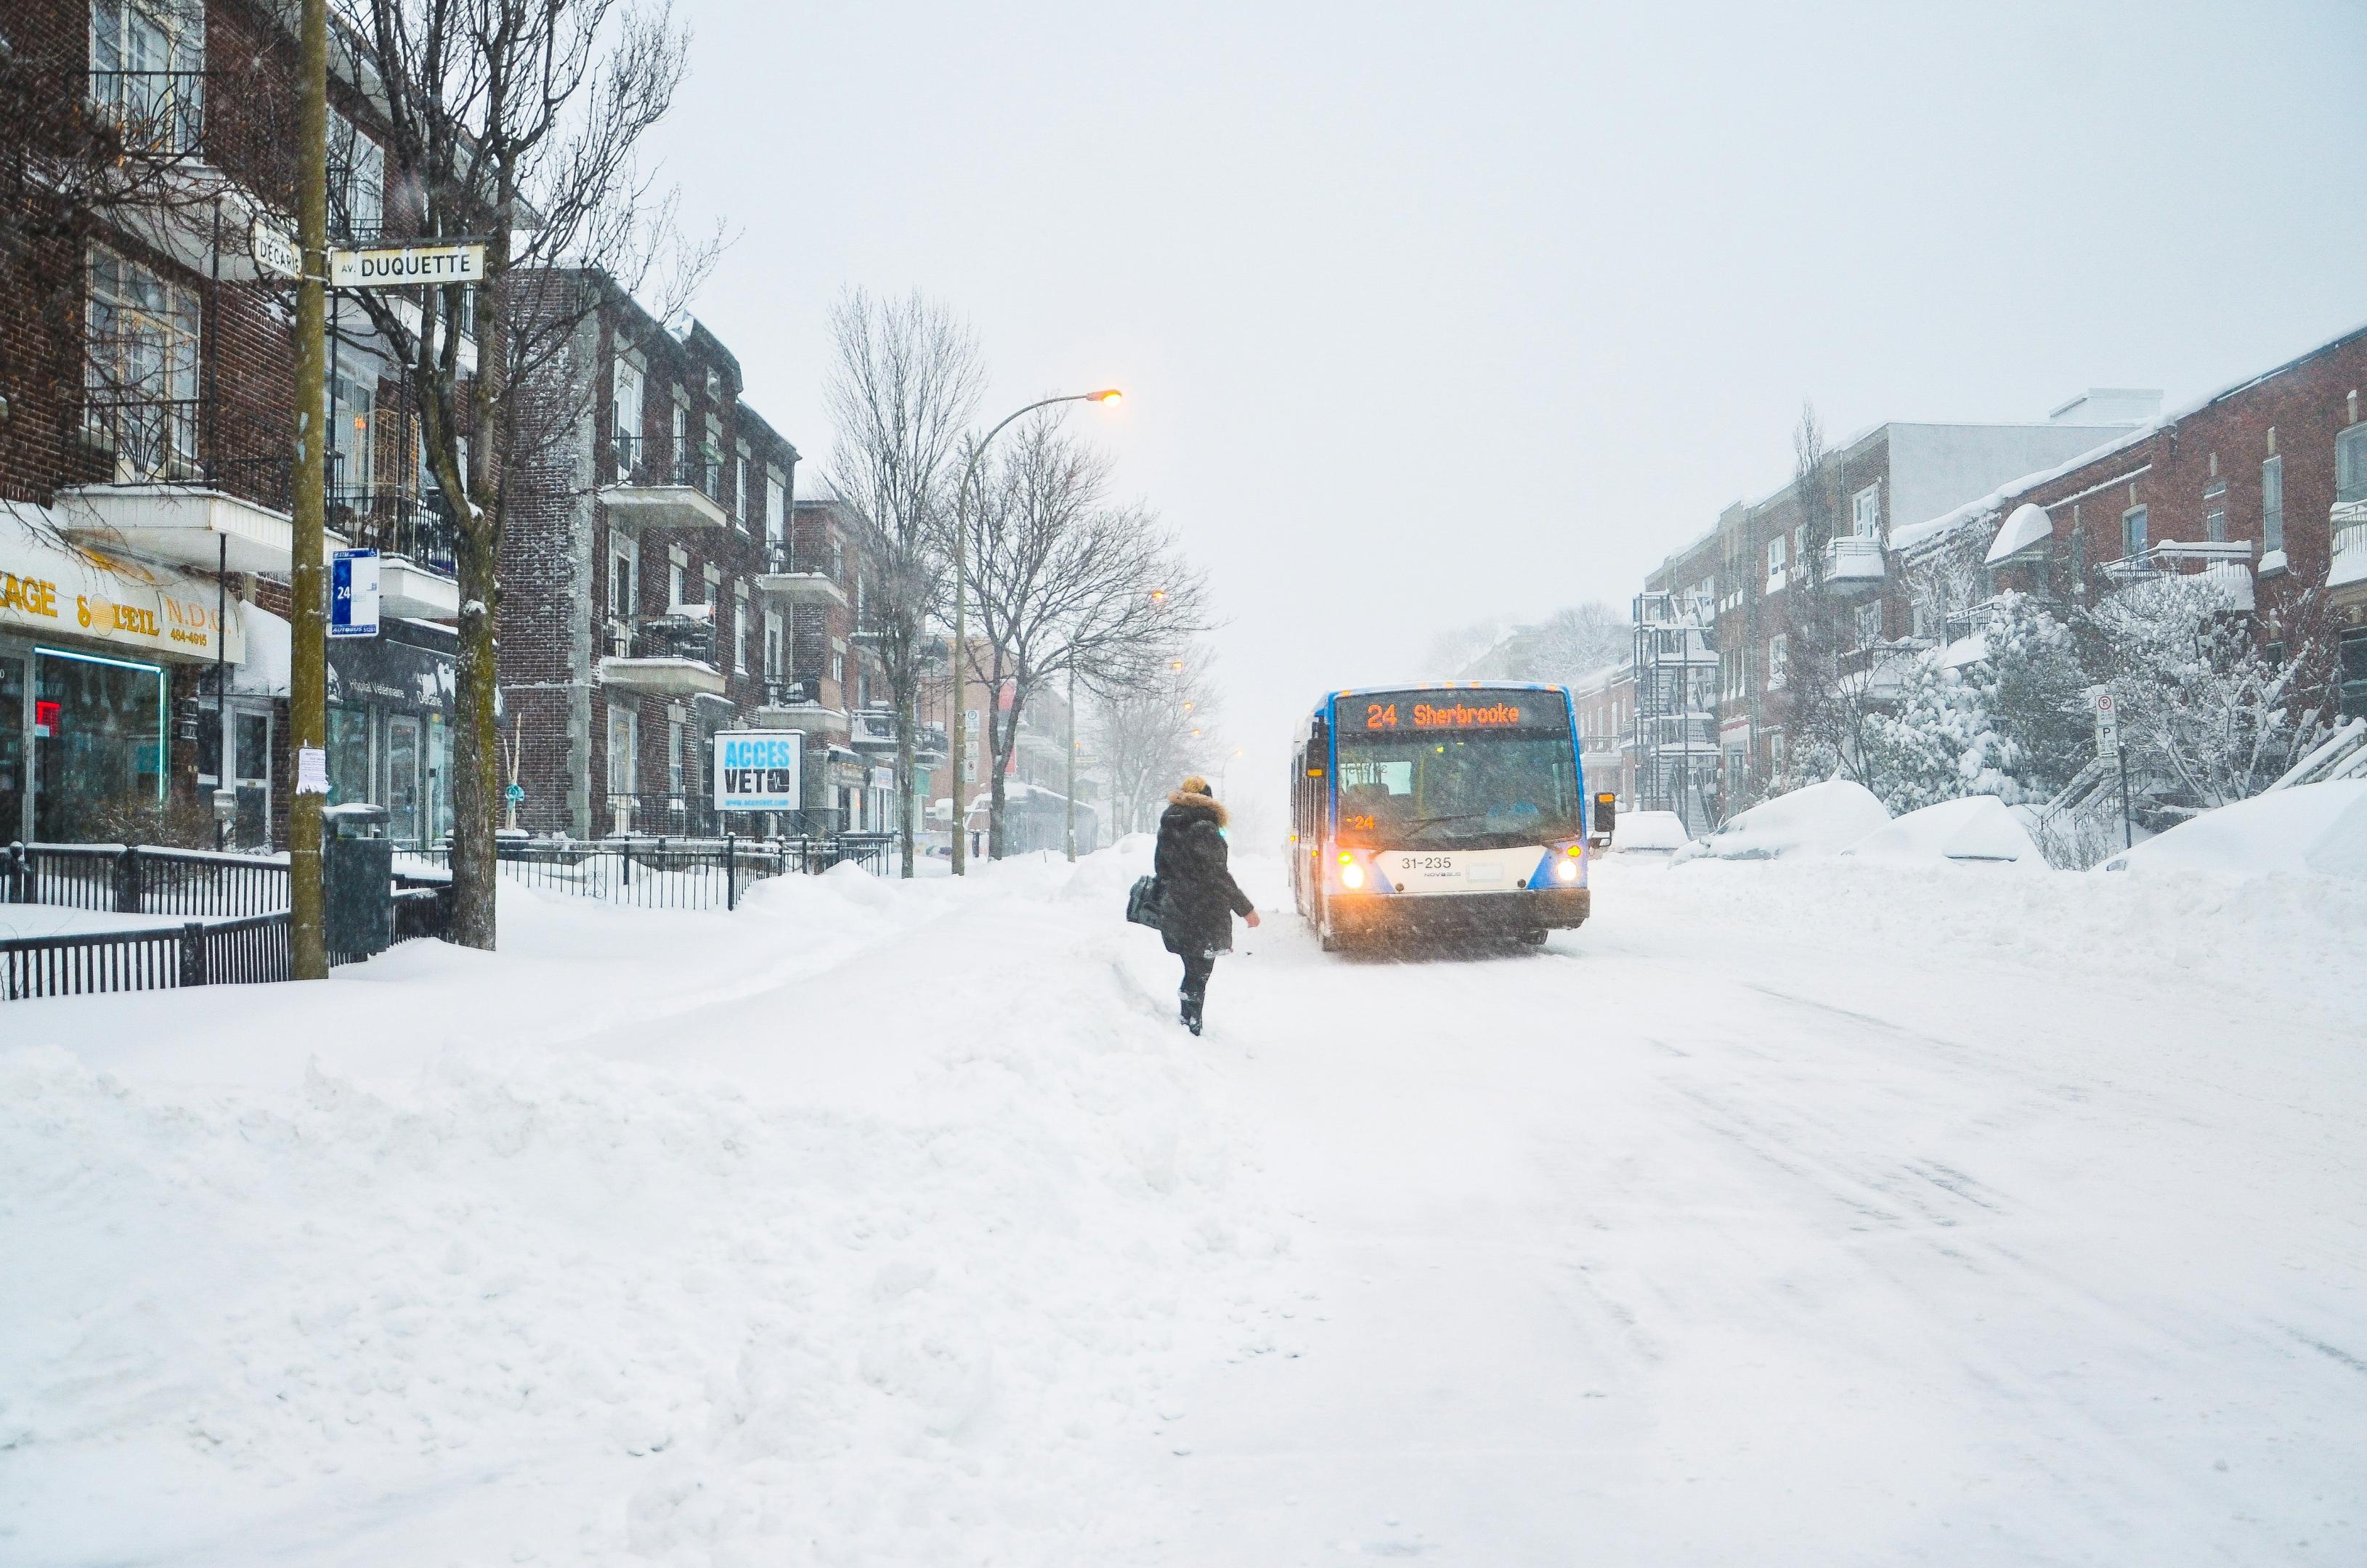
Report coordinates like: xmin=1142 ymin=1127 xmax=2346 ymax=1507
xmin=1154 ymin=775 xmax=1259 ymax=1036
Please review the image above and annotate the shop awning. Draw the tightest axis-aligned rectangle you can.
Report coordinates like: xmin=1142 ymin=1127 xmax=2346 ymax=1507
xmin=2 ymin=507 xmax=245 ymax=665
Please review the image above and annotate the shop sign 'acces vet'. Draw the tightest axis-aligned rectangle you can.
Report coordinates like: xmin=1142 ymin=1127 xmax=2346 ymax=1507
xmin=713 ymin=731 xmax=803 ymax=813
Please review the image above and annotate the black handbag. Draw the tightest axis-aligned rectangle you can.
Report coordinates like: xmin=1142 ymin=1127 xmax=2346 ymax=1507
xmin=1125 ymin=874 xmax=1164 ymax=928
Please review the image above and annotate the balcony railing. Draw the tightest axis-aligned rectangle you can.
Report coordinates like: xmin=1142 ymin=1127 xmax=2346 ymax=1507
xmin=328 ymin=486 xmax=458 ymax=574
xmin=79 ymin=394 xmax=293 ymax=514
xmin=762 ymin=676 xmax=826 ymax=708
xmin=608 ymin=433 xmax=722 ymax=500
xmin=620 ymin=614 xmax=718 ymax=664
xmin=2098 ymin=538 xmax=2252 ymax=584
xmin=1823 ymin=533 xmax=1886 ymax=590
xmin=86 ymin=70 xmax=206 ymax=159
xmin=2329 ymin=501 xmax=2367 ymax=591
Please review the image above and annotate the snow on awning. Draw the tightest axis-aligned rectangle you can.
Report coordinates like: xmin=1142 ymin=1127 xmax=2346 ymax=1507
xmin=1984 ymin=502 xmax=2054 ymax=566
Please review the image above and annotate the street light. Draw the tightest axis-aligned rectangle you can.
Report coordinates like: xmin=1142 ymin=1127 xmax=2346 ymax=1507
xmin=948 ymin=386 xmax=1124 ymax=874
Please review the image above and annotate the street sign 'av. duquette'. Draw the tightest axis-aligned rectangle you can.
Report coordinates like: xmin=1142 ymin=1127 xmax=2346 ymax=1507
xmin=329 ymin=241 xmax=487 ymax=288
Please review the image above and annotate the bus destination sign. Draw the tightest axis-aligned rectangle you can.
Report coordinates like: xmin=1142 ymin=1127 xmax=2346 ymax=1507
xmin=1348 ymin=693 xmax=1527 ymax=731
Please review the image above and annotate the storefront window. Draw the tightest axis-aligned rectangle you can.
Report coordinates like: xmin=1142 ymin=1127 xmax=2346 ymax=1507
xmin=32 ymin=647 xmax=164 ymax=841
xmin=429 ymin=714 xmax=452 ymax=840
xmin=328 ymin=704 xmax=372 ymax=805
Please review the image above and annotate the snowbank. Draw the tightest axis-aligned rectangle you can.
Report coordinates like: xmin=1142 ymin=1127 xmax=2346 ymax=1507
xmin=0 ymin=856 xmax=1294 ymax=1564
xmin=1673 ymin=779 xmax=1891 ymax=863
xmin=1610 ymin=808 xmax=1691 ymax=853
xmin=1843 ymin=794 xmax=2045 ymax=866
xmin=2101 ymin=779 xmax=2367 ymax=882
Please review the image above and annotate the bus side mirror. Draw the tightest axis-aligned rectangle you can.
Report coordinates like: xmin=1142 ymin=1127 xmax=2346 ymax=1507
xmin=1591 ymin=792 xmax=1616 ymax=846
xmin=1308 ymin=716 xmax=1329 ymax=762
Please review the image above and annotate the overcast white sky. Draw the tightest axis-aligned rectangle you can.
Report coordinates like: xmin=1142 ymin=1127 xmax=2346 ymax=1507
xmin=643 ymin=0 xmax=2367 ymax=818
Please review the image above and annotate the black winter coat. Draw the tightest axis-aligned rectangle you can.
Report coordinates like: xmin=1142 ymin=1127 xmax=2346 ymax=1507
xmin=1154 ymin=792 xmax=1255 ymax=956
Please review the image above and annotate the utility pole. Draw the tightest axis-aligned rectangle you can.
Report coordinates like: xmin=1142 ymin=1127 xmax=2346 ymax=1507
xmin=1065 ymin=662 xmax=1077 ymax=862
xmin=288 ymin=0 xmax=329 ymax=976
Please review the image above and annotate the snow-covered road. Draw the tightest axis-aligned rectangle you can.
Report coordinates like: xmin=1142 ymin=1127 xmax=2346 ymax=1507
xmin=4 ymin=845 xmax=2362 ymax=1564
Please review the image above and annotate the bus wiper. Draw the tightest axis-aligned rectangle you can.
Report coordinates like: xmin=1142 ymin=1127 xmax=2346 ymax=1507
xmin=1394 ymin=812 xmax=1487 ymax=839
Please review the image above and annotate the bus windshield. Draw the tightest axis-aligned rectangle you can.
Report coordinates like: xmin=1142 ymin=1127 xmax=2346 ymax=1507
xmin=1334 ymin=729 xmax=1581 ymax=849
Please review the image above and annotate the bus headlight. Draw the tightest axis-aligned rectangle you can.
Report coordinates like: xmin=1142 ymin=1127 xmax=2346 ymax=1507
xmin=1553 ymin=857 xmax=1579 ymax=883
xmin=1341 ymin=861 xmax=1366 ymax=890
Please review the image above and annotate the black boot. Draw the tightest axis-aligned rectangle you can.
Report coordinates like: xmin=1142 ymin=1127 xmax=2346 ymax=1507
xmin=1180 ymin=989 xmax=1204 ymax=1036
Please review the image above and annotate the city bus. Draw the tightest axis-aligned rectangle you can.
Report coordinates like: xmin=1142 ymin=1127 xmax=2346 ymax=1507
xmin=1288 ymin=683 xmax=1592 ymax=950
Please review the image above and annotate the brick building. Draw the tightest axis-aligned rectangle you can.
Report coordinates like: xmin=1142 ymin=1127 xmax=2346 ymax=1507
xmin=1889 ymin=325 xmax=2367 ymax=723
xmin=1 ymin=0 xmax=459 ymax=848
xmin=1638 ymin=405 xmax=2149 ymax=809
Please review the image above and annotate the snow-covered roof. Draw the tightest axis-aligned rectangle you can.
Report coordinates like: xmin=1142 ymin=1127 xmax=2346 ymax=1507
xmin=1984 ymin=503 xmax=2055 ymax=566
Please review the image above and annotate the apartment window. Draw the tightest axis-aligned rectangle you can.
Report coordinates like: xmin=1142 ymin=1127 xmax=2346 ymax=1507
xmin=1767 ymin=634 xmax=1788 ymax=690
xmin=609 ymin=537 xmax=637 ymax=620
xmin=2205 ymin=506 xmax=2227 ymax=543
xmin=734 ymin=592 xmax=750 ymax=673
xmin=1851 ymin=482 xmax=1881 ymax=538
xmin=2262 ymin=455 xmax=2284 ymax=554
xmin=1766 ymin=535 xmax=1787 ymax=577
xmin=764 ymin=611 xmax=783 ymax=679
xmin=606 ymin=707 xmax=637 ymax=795
xmin=309 ymin=367 xmax=362 ymax=495
xmin=85 ymin=245 xmax=199 ymax=479
xmin=2337 ymin=424 xmax=2367 ymax=505
xmin=831 ymin=648 xmax=845 ymax=685
xmin=704 ymin=413 xmax=724 ymax=484
xmin=734 ymin=447 xmax=750 ymax=526
xmin=667 ymin=558 xmax=686 ymax=608
xmin=1856 ymin=602 xmax=1882 ymax=649
xmin=670 ymin=399 xmax=689 ymax=474
xmin=666 ymin=718 xmax=686 ymax=797
xmin=766 ymin=473 xmax=786 ymax=543
xmin=90 ymin=0 xmax=204 ymax=154
xmin=613 ymin=354 xmax=643 ymax=452
xmin=2122 ymin=505 xmax=2148 ymax=558
xmin=328 ymin=109 xmax=383 ymax=240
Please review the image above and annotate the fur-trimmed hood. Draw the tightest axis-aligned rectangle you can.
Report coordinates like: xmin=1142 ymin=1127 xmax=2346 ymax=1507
xmin=1166 ymin=789 xmax=1227 ymax=826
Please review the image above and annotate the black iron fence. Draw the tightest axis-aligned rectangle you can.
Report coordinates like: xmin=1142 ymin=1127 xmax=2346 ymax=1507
xmin=411 ymin=831 xmax=896 ymax=909
xmin=1 ymin=911 xmax=297 ymax=1002
xmin=3 ymin=842 xmax=290 ymax=917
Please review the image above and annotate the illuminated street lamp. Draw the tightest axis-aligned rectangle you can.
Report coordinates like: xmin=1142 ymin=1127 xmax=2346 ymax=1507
xmin=949 ymin=388 xmax=1124 ymax=874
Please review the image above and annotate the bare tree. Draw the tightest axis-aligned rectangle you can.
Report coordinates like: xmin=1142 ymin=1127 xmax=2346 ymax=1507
xmin=1421 ymin=617 xmax=1507 ymax=678
xmin=333 ymin=0 xmax=707 ymax=947
xmin=1089 ymin=651 xmax=1222 ymax=836
xmin=1779 ymin=400 xmax=1854 ymax=785
xmin=824 ymin=289 xmax=984 ymax=877
xmin=952 ymin=414 xmax=1209 ymax=856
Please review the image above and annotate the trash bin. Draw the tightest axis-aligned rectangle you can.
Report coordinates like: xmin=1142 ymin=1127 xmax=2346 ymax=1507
xmin=323 ymin=803 xmax=393 ymax=958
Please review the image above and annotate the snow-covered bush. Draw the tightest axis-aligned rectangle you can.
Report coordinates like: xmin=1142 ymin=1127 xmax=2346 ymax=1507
xmin=2079 ymin=574 xmax=2326 ymax=813
xmin=1858 ymin=654 xmax=2015 ymax=811
xmin=1967 ymin=593 xmax=2090 ymax=801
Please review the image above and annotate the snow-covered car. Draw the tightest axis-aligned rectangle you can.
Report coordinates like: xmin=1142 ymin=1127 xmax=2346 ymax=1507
xmin=1609 ymin=809 xmax=1692 ymax=855
xmin=1672 ymin=779 xmax=1891 ymax=863
xmin=2100 ymin=779 xmax=2367 ymax=881
xmin=1843 ymin=795 xmax=2045 ymax=866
